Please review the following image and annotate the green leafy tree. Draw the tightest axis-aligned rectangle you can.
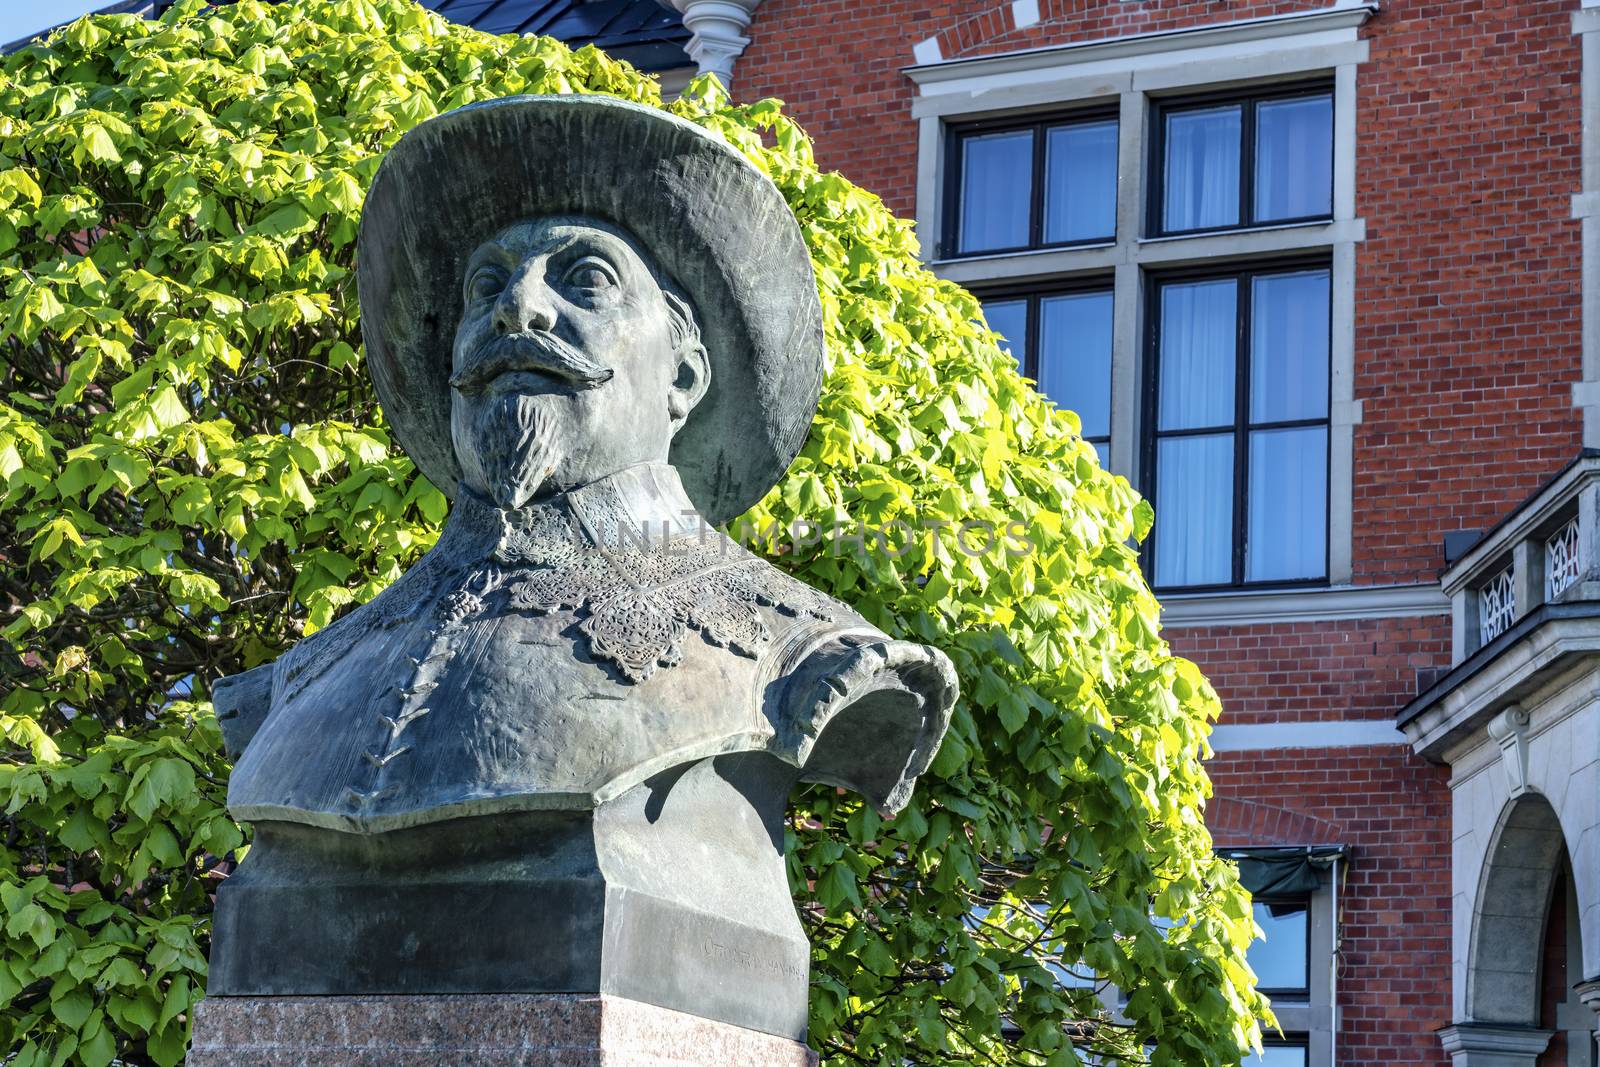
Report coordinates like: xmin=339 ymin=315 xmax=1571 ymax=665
xmin=0 ymin=1 xmax=1271 ymax=1063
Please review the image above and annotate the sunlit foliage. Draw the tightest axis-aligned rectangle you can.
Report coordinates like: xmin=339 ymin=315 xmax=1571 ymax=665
xmin=0 ymin=2 xmax=1269 ymax=1063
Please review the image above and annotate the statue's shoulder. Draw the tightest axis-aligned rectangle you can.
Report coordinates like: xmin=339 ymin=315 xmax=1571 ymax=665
xmin=232 ymin=548 xmax=450 ymax=748
xmin=727 ymin=554 xmax=959 ymax=816
xmin=215 ymin=592 xmax=391 ymax=761
xmin=218 ymin=546 xmax=431 ymax=755
xmin=693 ymin=544 xmax=865 ymax=632
xmin=543 ymin=527 xmax=862 ymax=681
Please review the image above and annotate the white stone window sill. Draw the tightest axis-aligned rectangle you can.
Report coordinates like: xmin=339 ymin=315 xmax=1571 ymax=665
xmin=929 ymin=240 xmax=1117 ymax=269
xmin=1136 ymin=217 xmax=1339 ymax=246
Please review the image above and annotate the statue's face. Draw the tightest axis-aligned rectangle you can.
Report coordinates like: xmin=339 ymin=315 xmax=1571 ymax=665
xmin=448 ymin=216 xmax=708 ymax=510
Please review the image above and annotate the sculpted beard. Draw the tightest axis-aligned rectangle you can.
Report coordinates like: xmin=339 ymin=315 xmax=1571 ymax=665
xmin=455 ymin=391 xmax=567 ymax=510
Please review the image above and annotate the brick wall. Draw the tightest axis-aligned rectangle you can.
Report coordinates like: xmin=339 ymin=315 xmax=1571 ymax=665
xmin=1209 ymin=748 xmax=1454 ymax=1066
xmin=1350 ymin=0 xmax=1583 ymax=584
xmin=1167 ymin=617 xmax=1451 ymax=725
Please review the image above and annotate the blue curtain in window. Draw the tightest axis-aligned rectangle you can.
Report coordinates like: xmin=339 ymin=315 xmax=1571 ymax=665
xmin=1159 ymin=280 xmax=1236 ymax=430
xmin=1246 ymin=270 xmax=1330 ymax=582
xmin=1155 ymin=436 xmax=1233 ymax=587
xmin=1155 ymin=279 xmax=1237 ymax=586
xmin=1038 ymin=291 xmax=1113 ymax=440
xmin=1164 ymin=106 xmax=1241 ymax=231
xmin=981 ymin=299 xmax=1028 ymax=366
xmin=1255 ymin=95 xmax=1333 ymax=222
xmin=1044 ymin=121 xmax=1118 ymax=243
xmin=960 ymin=131 xmax=1032 ymax=252
xmin=1250 ymin=270 xmax=1329 ymax=423
xmin=1248 ymin=427 xmax=1327 ymax=581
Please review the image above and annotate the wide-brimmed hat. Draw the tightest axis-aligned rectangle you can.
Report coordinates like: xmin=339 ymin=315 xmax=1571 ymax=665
xmin=357 ymin=94 xmax=824 ymax=525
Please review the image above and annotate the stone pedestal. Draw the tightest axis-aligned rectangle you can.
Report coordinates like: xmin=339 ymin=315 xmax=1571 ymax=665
xmin=188 ymin=993 xmax=819 ymax=1067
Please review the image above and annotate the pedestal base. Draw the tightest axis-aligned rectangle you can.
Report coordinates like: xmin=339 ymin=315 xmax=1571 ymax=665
xmin=188 ymin=994 xmax=820 ymax=1067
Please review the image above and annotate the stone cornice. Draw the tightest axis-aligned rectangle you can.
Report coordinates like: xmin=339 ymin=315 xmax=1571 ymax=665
xmin=1160 ymin=582 xmax=1447 ymax=629
xmin=1436 ymin=1023 xmax=1554 ymax=1057
xmin=1398 ymin=602 xmax=1600 ymax=761
xmin=904 ymin=2 xmax=1378 ymax=87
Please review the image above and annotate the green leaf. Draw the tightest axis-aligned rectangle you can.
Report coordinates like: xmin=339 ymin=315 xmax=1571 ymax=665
xmin=50 ymin=988 xmax=91 ymax=1029
xmin=146 ymin=386 xmax=191 ymax=433
xmin=58 ymin=808 xmax=107 ymax=853
xmin=257 ymin=203 xmax=312 ymax=236
xmin=81 ymin=125 xmax=120 ymax=163
xmin=227 ymin=141 xmax=265 ymax=169
xmin=6 ymin=904 xmax=55 ymax=949
xmin=78 ymin=1013 xmax=116 ymax=1067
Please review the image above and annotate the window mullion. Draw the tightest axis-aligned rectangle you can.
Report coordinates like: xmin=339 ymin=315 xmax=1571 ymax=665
xmin=1233 ymin=272 xmax=1252 ymax=587
xmin=1030 ymin=122 xmax=1045 ymax=249
xmin=1142 ymin=280 xmax=1162 ymax=580
xmin=1025 ymin=295 xmax=1040 ymax=381
xmin=1241 ymin=99 xmax=1256 ymax=228
xmin=942 ymin=128 xmax=957 ymax=260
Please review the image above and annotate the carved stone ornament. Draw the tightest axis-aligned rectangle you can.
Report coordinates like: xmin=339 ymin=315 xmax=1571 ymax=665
xmin=202 ymin=94 xmax=959 ymax=1049
xmin=1486 ymin=704 xmax=1532 ymax=796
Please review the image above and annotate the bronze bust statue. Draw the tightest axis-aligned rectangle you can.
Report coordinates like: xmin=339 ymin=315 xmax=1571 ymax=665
xmin=206 ymin=95 xmax=956 ymax=1042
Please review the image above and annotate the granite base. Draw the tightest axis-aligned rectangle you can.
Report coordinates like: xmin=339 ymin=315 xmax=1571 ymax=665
xmin=188 ymin=993 xmax=820 ymax=1066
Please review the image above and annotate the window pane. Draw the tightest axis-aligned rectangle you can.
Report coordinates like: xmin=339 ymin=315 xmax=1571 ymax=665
xmin=1250 ymin=269 xmax=1330 ymax=423
xmin=1247 ymin=1046 xmax=1309 ymax=1067
xmin=1248 ymin=900 xmax=1310 ymax=991
xmin=960 ymin=130 xmax=1032 ymax=253
xmin=1247 ymin=427 xmax=1327 ymax=582
xmin=982 ymin=299 xmax=1028 ymax=364
xmin=1159 ymin=279 xmax=1236 ymax=430
xmin=1155 ymin=434 xmax=1233 ymax=587
xmin=1164 ymin=105 xmax=1241 ymax=231
xmin=1039 ymin=290 xmax=1113 ymax=440
xmin=1044 ymin=120 xmax=1118 ymax=243
xmin=1256 ymin=94 xmax=1333 ymax=222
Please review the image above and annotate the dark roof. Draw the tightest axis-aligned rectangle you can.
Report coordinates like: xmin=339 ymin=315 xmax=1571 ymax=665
xmin=422 ymin=0 xmax=689 ymax=71
xmin=7 ymin=0 xmax=691 ymax=71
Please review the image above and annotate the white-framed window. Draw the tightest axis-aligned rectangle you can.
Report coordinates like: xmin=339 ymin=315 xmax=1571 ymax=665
xmin=908 ymin=4 xmax=1372 ymax=599
xmin=946 ymin=108 xmax=1120 ymax=255
xmin=1149 ymin=83 xmax=1335 ymax=238
xmin=1146 ymin=262 xmax=1332 ymax=590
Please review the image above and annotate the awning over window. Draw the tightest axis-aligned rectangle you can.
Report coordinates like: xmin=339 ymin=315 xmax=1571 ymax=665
xmin=1217 ymin=845 xmax=1348 ymax=897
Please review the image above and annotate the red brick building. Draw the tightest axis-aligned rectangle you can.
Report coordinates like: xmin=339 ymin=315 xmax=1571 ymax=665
xmin=690 ymin=1 xmax=1598 ymax=1064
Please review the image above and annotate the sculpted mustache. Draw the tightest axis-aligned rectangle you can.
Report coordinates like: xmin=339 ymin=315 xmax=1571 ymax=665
xmin=449 ymin=333 xmax=615 ymax=393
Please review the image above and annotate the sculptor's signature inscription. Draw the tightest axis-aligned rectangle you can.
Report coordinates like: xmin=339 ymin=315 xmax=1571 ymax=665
xmin=702 ymin=937 xmax=807 ymax=981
